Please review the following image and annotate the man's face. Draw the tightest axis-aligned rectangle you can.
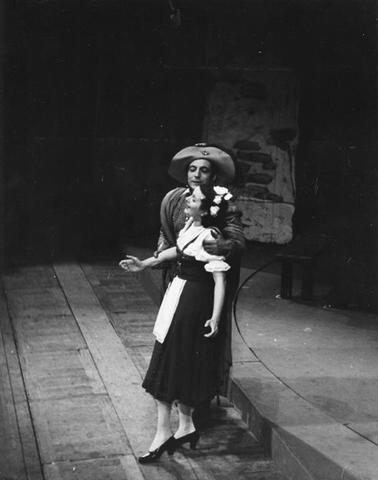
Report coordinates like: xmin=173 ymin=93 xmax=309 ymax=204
xmin=187 ymin=159 xmax=213 ymax=190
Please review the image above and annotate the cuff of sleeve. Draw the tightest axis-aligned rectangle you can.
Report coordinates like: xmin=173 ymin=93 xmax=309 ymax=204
xmin=204 ymin=260 xmax=230 ymax=273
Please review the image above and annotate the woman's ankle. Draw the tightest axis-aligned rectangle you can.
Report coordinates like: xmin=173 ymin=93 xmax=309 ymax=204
xmin=149 ymin=431 xmax=173 ymax=450
xmin=174 ymin=426 xmax=196 ymax=438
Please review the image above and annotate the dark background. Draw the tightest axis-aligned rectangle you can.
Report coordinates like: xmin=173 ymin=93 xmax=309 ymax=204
xmin=1 ymin=0 xmax=377 ymax=308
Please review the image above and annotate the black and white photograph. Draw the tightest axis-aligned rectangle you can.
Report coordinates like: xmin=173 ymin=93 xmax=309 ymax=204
xmin=0 ymin=1 xmax=377 ymax=479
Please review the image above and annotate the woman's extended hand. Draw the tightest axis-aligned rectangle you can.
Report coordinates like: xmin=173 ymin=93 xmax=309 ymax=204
xmin=204 ymin=318 xmax=219 ymax=338
xmin=119 ymin=256 xmax=145 ymax=273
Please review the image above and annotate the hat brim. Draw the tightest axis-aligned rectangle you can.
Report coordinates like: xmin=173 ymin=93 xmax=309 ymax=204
xmin=168 ymin=145 xmax=235 ymax=185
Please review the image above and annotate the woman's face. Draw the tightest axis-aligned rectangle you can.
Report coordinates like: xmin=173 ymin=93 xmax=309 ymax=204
xmin=187 ymin=159 xmax=214 ymax=190
xmin=185 ymin=186 xmax=205 ymax=221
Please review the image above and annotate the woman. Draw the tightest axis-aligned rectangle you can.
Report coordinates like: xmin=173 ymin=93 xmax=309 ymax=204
xmin=119 ymin=184 xmax=233 ymax=463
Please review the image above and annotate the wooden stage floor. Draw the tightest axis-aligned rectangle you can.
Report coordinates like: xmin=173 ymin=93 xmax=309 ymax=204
xmin=0 ymin=258 xmax=287 ymax=480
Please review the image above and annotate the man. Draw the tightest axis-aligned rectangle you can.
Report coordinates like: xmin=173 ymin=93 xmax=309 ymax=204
xmin=154 ymin=143 xmax=245 ymax=426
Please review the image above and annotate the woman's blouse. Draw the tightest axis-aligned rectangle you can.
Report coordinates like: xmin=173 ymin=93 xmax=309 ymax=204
xmin=177 ymin=219 xmax=230 ymax=273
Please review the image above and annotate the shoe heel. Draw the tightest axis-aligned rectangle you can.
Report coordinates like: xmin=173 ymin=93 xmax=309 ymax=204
xmin=167 ymin=437 xmax=176 ymax=455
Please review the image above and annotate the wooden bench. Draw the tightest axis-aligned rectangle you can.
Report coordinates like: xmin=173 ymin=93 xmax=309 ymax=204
xmin=275 ymin=234 xmax=334 ymax=300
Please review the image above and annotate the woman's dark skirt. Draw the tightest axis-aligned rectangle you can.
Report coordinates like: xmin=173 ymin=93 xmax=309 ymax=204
xmin=142 ymin=278 xmax=221 ymax=407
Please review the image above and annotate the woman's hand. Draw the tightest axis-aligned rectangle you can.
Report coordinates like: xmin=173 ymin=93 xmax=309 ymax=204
xmin=204 ymin=318 xmax=219 ymax=338
xmin=119 ymin=256 xmax=145 ymax=273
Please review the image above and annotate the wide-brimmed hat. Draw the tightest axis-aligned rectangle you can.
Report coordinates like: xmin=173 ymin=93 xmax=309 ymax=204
xmin=168 ymin=144 xmax=235 ymax=185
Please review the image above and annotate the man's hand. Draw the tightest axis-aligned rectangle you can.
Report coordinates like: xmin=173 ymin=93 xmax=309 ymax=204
xmin=203 ymin=230 xmax=231 ymax=256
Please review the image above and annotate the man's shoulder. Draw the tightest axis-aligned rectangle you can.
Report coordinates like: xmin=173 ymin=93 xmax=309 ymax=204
xmin=161 ymin=187 xmax=187 ymax=217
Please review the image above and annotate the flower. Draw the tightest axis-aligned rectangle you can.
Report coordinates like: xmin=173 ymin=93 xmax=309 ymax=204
xmin=214 ymin=186 xmax=228 ymax=195
xmin=208 ymin=186 xmax=233 ymax=218
xmin=210 ymin=205 xmax=220 ymax=217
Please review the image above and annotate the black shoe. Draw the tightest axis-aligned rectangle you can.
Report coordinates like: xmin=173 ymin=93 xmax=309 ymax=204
xmin=138 ymin=436 xmax=176 ymax=464
xmin=174 ymin=430 xmax=200 ymax=449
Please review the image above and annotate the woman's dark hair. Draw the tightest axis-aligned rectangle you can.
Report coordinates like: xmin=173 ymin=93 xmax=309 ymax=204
xmin=199 ymin=184 xmax=229 ymax=228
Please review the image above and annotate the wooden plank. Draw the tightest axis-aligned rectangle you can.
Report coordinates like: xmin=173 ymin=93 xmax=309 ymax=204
xmin=44 ymin=455 xmax=145 ymax=480
xmin=11 ymin=314 xmax=86 ymax=354
xmin=127 ymin=345 xmax=153 ymax=377
xmin=0 ymin=323 xmax=27 ymax=480
xmin=0 ymin=278 xmax=44 ymax=480
xmin=5 ymin=288 xmax=71 ymax=318
xmin=82 ymin=261 xmax=158 ymax=312
xmin=21 ymin=349 xmax=106 ymax=401
xmin=53 ymin=261 xmax=159 ymax=455
xmin=3 ymin=264 xmax=134 ymax=474
xmin=31 ymin=395 xmax=131 ymax=463
xmin=3 ymin=265 xmax=59 ymax=290
xmin=108 ymin=312 xmax=156 ymax=348
xmin=82 ymin=262 xmax=157 ymax=349
xmin=95 ymin=290 xmax=156 ymax=313
xmin=348 ymin=421 xmax=378 ymax=446
xmin=80 ymin=262 xmax=129 ymax=287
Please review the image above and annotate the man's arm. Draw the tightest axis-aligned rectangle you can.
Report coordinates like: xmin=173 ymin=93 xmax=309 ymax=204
xmin=203 ymin=203 xmax=245 ymax=259
xmin=154 ymin=228 xmax=172 ymax=257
